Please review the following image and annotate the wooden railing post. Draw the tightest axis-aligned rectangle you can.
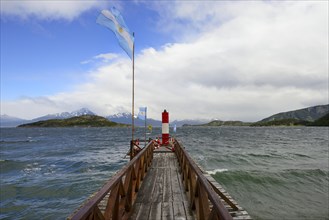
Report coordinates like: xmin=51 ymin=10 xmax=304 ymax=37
xmin=174 ymin=140 xmax=233 ymax=220
xmin=68 ymin=141 xmax=154 ymax=220
xmin=123 ymin=167 xmax=133 ymax=212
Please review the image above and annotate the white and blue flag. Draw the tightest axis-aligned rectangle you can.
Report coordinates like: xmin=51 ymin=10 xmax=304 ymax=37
xmin=138 ymin=107 xmax=147 ymax=120
xmin=97 ymin=7 xmax=134 ymax=59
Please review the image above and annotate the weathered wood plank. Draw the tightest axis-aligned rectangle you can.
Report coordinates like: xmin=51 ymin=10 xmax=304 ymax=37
xmin=162 ymin=202 xmax=174 ymax=220
xmin=183 ymin=201 xmax=195 ymax=220
xmin=130 ymin=152 xmax=189 ymax=219
xmin=148 ymin=202 xmax=162 ymax=220
xmin=153 ymin=167 xmax=164 ymax=203
xmin=135 ymin=167 xmax=157 ymax=203
xmin=172 ymin=201 xmax=186 ymax=220
xmin=171 ymin=166 xmax=182 ymax=193
xmin=130 ymin=150 xmax=252 ymax=220
xmin=127 ymin=202 xmax=141 ymax=220
xmin=163 ymin=167 xmax=172 ymax=202
xmin=131 ymin=203 xmax=151 ymax=220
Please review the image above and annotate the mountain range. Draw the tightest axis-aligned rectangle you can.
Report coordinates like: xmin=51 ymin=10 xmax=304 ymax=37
xmin=260 ymin=104 xmax=328 ymax=122
xmin=1 ymin=104 xmax=328 ymax=127
xmin=0 ymin=115 xmax=29 ymax=127
xmin=201 ymin=104 xmax=328 ymax=127
xmin=0 ymin=108 xmax=205 ymax=127
xmin=32 ymin=108 xmax=96 ymax=121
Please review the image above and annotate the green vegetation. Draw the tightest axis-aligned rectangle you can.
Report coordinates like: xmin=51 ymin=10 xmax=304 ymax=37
xmin=251 ymin=104 xmax=329 ymax=127
xmin=17 ymin=105 xmax=329 ymax=128
xmin=202 ymin=120 xmax=251 ymax=126
xmin=311 ymin=113 xmax=329 ymax=126
xmin=250 ymin=118 xmax=307 ymax=126
xmin=261 ymin=104 xmax=328 ymax=122
xmin=251 ymin=113 xmax=329 ymax=127
xmin=18 ymin=115 xmax=128 ymax=128
xmin=185 ymin=113 xmax=329 ymax=127
xmin=183 ymin=120 xmax=251 ymax=127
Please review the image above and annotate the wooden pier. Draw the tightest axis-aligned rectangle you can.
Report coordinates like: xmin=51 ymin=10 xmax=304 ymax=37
xmin=129 ymin=149 xmax=194 ymax=219
xmin=68 ymin=139 xmax=252 ymax=220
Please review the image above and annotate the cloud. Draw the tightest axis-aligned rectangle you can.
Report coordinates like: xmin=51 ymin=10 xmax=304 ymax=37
xmin=2 ymin=96 xmax=60 ymax=119
xmin=1 ymin=1 xmax=328 ymax=121
xmin=81 ymin=53 xmax=119 ymax=64
xmin=0 ymin=0 xmax=107 ymax=21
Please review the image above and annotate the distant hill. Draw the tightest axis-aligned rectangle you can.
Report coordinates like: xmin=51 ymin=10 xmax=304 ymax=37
xmin=171 ymin=119 xmax=208 ymax=127
xmin=251 ymin=118 xmax=307 ymax=127
xmin=4 ymin=104 xmax=328 ymax=128
xmin=0 ymin=115 xmax=28 ymax=127
xmin=1 ymin=108 xmax=97 ymax=127
xmin=107 ymin=112 xmax=162 ymax=127
xmin=2 ymin=108 xmax=204 ymax=128
xmin=107 ymin=113 xmax=207 ymax=127
xmin=251 ymin=113 xmax=329 ymax=127
xmin=310 ymin=113 xmax=329 ymax=126
xmin=187 ymin=104 xmax=329 ymax=127
xmin=183 ymin=119 xmax=251 ymax=127
xmin=18 ymin=115 xmax=127 ymax=128
xmin=32 ymin=108 xmax=96 ymax=121
xmin=260 ymin=104 xmax=328 ymax=122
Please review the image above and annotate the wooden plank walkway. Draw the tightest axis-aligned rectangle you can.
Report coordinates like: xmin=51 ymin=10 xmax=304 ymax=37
xmin=129 ymin=150 xmax=195 ymax=220
xmin=127 ymin=147 xmax=252 ymax=220
xmin=69 ymin=141 xmax=251 ymax=220
xmin=95 ymin=146 xmax=251 ymax=220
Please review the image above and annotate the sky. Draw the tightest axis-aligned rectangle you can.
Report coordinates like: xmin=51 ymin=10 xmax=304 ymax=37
xmin=1 ymin=0 xmax=328 ymax=122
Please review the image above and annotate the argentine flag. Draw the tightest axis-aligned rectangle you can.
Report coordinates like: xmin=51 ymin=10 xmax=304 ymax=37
xmin=138 ymin=107 xmax=147 ymax=120
xmin=97 ymin=7 xmax=134 ymax=59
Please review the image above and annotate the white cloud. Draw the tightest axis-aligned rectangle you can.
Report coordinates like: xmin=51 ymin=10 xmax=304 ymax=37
xmin=1 ymin=1 xmax=328 ymax=121
xmin=2 ymin=97 xmax=61 ymax=119
xmin=0 ymin=0 xmax=107 ymax=21
xmin=81 ymin=53 xmax=119 ymax=64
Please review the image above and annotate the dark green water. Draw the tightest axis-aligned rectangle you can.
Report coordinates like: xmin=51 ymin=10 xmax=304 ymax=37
xmin=1 ymin=126 xmax=328 ymax=219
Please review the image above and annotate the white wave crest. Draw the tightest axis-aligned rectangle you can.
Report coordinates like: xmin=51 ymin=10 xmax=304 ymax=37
xmin=206 ymin=169 xmax=228 ymax=175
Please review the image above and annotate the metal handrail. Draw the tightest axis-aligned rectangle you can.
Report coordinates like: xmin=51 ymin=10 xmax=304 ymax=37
xmin=68 ymin=141 xmax=154 ymax=220
xmin=174 ymin=139 xmax=233 ymax=220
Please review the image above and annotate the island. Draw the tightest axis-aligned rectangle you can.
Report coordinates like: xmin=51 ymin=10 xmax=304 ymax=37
xmin=182 ymin=120 xmax=251 ymax=127
xmin=17 ymin=115 xmax=128 ymax=127
xmin=182 ymin=112 xmax=329 ymax=127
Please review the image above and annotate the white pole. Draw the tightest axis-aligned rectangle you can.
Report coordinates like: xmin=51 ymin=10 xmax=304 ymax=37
xmin=130 ymin=32 xmax=135 ymax=160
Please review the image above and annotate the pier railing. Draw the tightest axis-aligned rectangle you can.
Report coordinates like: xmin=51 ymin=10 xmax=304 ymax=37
xmin=68 ymin=141 xmax=154 ymax=220
xmin=174 ymin=140 xmax=234 ymax=220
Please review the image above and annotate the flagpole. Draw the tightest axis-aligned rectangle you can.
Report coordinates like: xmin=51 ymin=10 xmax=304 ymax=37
xmin=145 ymin=108 xmax=147 ymax=147
xmin=130 ymin=32 xmax=135 ymax=160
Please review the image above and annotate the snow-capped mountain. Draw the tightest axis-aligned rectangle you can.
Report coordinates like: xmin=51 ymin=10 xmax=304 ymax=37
xmin=1 ymin=108 xmax=97 ymax=127
xmin=70 ymin=108 xmax=95 ymax=117
xmin=107 ymin=113 xmax=162 ymax=127
xmin=1 ymin=109 xmax=207 ymax=128
xmin=106 ymin=113 xmax=206 ymax=127
xmin=108 ymin=112 xmax=132 ymax=119
xmin=107 ymin=112 xmax=135 ymax=125
xmin=32 ymin=108 xmax=96 ymax=122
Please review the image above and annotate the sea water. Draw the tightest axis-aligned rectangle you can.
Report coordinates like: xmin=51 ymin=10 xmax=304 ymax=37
xmin=0 ymin=126 xmax=328 ymax=219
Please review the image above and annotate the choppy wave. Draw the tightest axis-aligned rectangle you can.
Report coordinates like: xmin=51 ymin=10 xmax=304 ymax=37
xmin=1 ymin=126 xmax=328 ymax=220
xmin=0 ymin=138 xmax=37 ymax=143
xmin=211 ymin=168 xmax=329 ymax=219
xmin=212 ymin=168 xmax=329 ymax=187
xmin=206 ymin=169 xmax=228 ymax=175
